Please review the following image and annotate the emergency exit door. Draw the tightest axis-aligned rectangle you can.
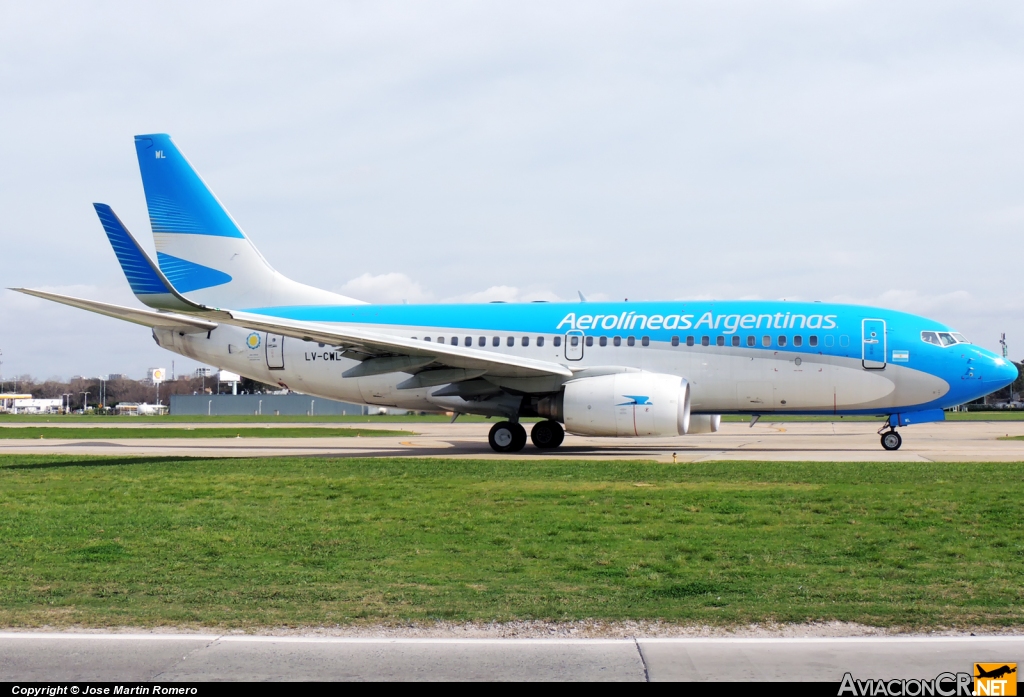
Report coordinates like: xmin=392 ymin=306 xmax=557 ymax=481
xmin=565 ymin=330 xmax=584 ymax=361
xmin=266 ymin=333 xmax=285 ymax=370
xmin=862 ymin=319 xmax=886 ymax=370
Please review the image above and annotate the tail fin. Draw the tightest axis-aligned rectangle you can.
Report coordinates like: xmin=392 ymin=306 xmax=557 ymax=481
xmin=133 ymin=134 xmax=361 ymax=309
xmin=94 ymin=202 xmax=202 ymax=312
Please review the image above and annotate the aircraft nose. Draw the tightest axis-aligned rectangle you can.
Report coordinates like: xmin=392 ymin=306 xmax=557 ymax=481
xmin=995 ymin=358 xmax=1019 ymax=386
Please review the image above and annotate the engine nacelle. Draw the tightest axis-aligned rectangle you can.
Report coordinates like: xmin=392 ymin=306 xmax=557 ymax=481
xmin=540 ymin=372 xmax=691 ymax=437
xmin=687 ymin=414 xmax=721 ymax=434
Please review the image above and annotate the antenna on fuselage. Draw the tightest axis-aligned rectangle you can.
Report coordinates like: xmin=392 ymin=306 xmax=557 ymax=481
xmin=577 ymin=291 xmax=587 ymax=302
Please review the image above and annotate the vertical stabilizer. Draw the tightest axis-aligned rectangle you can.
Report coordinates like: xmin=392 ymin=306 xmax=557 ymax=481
xmin=134 ymin=134 xmax=361 ymax=308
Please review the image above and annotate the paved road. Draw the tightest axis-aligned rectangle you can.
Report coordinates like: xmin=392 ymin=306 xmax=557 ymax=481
xmin=2 ymin=420 xmax=1024 ymax=461
xmin=0 ymin=633 xmax=1020 ymax=681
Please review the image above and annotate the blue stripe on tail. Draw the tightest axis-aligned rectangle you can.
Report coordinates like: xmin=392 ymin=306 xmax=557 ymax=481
xmin=156 ymin=252 xmax=233 ymax=293
xmin=134 ymin=134 xmax=245 ymax=239
xmin=93 ymin=203 xmax=169 ymax=295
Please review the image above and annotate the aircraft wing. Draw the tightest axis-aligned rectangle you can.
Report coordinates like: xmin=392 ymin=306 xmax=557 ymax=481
xmin=11 ymin=288 xmax=220 ymax=332
xmin=220 ymin=309 xmax=573 ymax=380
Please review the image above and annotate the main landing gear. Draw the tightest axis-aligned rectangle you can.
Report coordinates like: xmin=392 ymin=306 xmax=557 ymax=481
xmin=488 ymin=421 xmax=527 ymax=452
xmin=488 ymin=420 xmax=565 ymax=452
xmin=879 ymin=425 xmax=903 ymax=451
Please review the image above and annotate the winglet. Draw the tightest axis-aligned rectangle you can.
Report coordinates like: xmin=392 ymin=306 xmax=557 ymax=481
xmin=93 ymin=202 xmax=210 ymax=313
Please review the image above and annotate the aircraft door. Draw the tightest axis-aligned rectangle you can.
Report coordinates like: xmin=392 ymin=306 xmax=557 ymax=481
xmin=861 ymin=319 xmax=886 ymax=370
xmin=565 ymin=330 xmax=584 ymax=361
xmin=266 ymin=333 xmax=285 ymax=370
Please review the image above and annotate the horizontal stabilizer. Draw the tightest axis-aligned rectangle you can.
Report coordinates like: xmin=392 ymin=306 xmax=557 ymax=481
xmin=10 ymin=288 xmax=220 ymax=332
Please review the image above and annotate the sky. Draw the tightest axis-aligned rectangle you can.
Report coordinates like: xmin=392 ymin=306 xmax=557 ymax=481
xmin=2 ymin=1 xmax=1023 ymax=381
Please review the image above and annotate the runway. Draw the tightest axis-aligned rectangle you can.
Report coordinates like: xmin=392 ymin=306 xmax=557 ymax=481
xmin=0 ymin=633 xmax=1020 ymax=681
xmin=2 ymin=419 xmax=1024 ymax=461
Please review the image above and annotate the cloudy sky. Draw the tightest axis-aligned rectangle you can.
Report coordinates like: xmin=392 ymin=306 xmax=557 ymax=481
xmin=2 ymin=1 xmax=1023 ymax=380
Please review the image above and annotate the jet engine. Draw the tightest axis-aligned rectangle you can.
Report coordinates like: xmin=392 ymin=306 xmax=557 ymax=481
xmin=538 ymin=372 xmax=691 ymax=437
xmin=687 ymin=414 xmax=721 ymax=434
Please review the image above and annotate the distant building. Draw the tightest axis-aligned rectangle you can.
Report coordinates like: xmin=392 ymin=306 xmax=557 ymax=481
xmin=171 ymin=393 xmax=369 ymax=416
xmin=107 ymin=373 xmax=128 ymax=381
xmin=0 ymin=394 xmax=36 ymax=413
xmin=5 ymin=397 xmax=62 ymax=414
xmin=115 ymin=402 xmax=169 ymax=416
xmin=195 ymin=368 xmax=214 ymax=378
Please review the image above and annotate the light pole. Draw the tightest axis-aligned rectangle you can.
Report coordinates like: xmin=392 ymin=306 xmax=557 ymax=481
xmin=62 ymin=393 xmax=72 ymax=415
xmin=80 ymin=391 xmax=90 ymax=413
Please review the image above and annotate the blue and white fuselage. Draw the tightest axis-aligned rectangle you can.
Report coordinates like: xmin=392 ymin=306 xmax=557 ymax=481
xmin=14 ymin=134 xmax=1016 ymax=451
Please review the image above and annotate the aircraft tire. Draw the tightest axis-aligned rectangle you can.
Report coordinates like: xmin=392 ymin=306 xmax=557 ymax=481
xmin=489 ymin=421 xmax=527 ymax=452
xmin=881 ymin=431 xmax=902 ymax=451
xmin=531 ymin=420 xmax=565 ymax=449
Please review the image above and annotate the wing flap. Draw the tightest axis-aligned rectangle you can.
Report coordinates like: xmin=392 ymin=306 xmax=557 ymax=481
xmin=223 ymin=310 xmax=573 ymax=379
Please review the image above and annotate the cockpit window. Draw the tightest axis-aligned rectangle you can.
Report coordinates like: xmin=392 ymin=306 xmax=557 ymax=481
xmin=922 ymin=330 xmax=969 ymax=347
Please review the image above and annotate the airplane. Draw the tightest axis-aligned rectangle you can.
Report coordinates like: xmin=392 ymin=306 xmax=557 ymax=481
xmin=12 ymin=134 xmax=1018 ymax=452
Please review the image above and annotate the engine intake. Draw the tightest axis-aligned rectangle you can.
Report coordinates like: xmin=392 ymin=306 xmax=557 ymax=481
xmin=539 ymin=372 xmax=691 ymax=437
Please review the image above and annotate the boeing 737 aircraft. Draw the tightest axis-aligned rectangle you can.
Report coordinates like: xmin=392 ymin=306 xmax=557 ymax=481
xmin=13 ymin=134 xmax=1018 ymax=451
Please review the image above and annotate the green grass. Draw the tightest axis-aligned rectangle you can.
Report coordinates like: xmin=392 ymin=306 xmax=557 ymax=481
xmin=0 ymin=427 xmax=412 ymax=439
xmin=0 ymin=456 xmax=1021 ymax=630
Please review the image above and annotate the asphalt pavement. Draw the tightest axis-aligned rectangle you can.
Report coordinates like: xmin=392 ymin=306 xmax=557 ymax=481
xmin=1 ymin=633 xmax=1020 ymax=682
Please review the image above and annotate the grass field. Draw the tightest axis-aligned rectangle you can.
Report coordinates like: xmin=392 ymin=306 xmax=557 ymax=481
xmin=0 ymin=455 xmax=1021 ymax=630
xmin=0 ymin=427 xmax=412 ymax=439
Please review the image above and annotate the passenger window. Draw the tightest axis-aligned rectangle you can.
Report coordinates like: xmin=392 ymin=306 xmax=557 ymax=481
xmin=585 ymin=336 xmax=593 ymax=347
xmin=716 ymin=336 xmax=725 ymax=346
xmin=627 ymin=336 xmax=636 ymax=346
xmin=701 ymin=336 xmax=709 ymax=346
xmin=522 ymin=336 xmax=530 ymax=347
xmin=839 ymin=335 xmax=850 ymax=347
xmin=732 ymin=335 xmax=740 ymax=347
xmin=492 ymin=336 xmax=500 ymax=347
xmin=614 ymin=336 xmax=622 ymax=347
xmin=938 ymin=332 xmax=956 ymax=347
xmin=793 ymin=335 xmax=802 ymax=347
xmin=411 ymin=337 xmax=417 ymax=341
xmin=762 ymin=336 xmax=771 ymax=347
xmin=478 ymin=336 xmax=486 ymax=347
xmin=642 ymin=336 xmax=650 ymax=346
xmin=778 ymin=335 xmax=787 ymax=347
xmin=438 ymin=337 xmax=445 ymax=344
xmin=424 ymin=337 xmax=432 ymax=342
xmin=465 ymin=337 xmax=472 ymax=347
xmin=671 ymin=336 xmax=679 ymax=346
xmin=507 ymin=336 xmax=515 ymax=347
xmin=824 ymin=335 xmax=834 ymax=347
xmin=570 ymin=336 xmax=579 ymax=347
xmin=553 ymin=336 xmax=562 ymax=347
xmin=686 ymin=336 xmax=695 ymax=346
xmin=809 ymin=335 xmax=818 ymax=347
xmin=537 ymin=336 xmax=545 ymax=347
xmin=600 ymin=336 xmax=608 ymax=347
xmin=746 ymin=336 xmax=755 ymax=347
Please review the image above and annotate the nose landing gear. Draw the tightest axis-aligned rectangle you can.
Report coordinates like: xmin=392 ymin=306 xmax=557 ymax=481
xmin=879 ymin=427 xmax=902 ymax=451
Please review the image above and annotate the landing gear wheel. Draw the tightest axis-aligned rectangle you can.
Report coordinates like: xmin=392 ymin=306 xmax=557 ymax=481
xmin=881 ymin=431 xmax=902 ymax=451
xmin=489 ymin=421 xmax=527 ymax=453
xmin=531 ymin=420 xmax=565 ymax=449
